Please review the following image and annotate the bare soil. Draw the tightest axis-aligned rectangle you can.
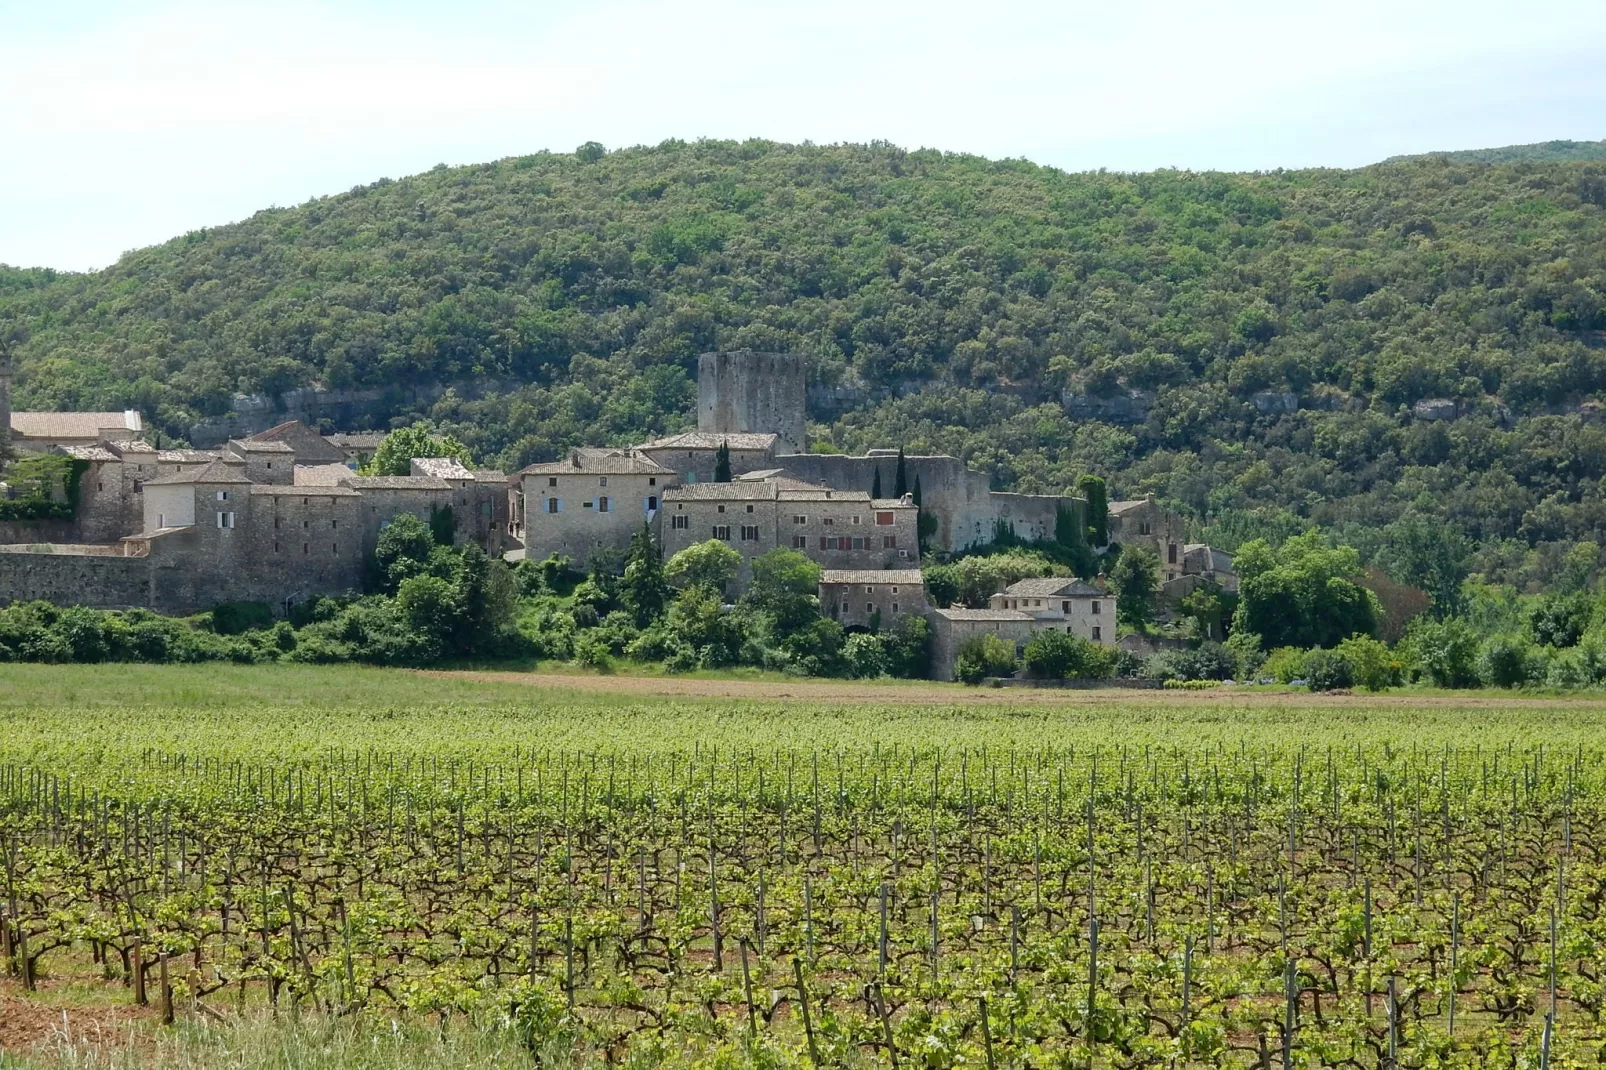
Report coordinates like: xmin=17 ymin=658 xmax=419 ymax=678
xmin=0 ymin=980 xmax=153 ymax=1058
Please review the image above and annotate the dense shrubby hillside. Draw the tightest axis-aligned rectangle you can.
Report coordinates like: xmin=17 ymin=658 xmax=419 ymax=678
xmin=3 ymin=139 xmax=1606 ymax=590
xmin=1385 ymin=138 xmax=1606 ymax=164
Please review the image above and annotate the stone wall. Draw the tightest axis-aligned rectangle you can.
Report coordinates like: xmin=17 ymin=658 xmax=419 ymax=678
xmin=0 ymin=547 xmax=155 ymax=609
xmin=775 ymin=453 xmax=996 ymax=551
xmin=0 ymin=518 xmax=79 ymax=546
xmin=989 ymin=492 xmax=1077 ymax=544
xmin=697 ymin=351 xmax=807 ymax=456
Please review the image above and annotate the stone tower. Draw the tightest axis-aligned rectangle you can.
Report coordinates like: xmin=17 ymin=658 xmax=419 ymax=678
xmin=696 ymin=350 xmax=807 ymax=456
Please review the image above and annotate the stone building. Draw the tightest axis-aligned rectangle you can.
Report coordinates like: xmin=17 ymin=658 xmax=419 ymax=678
xmin=1107 ymin=497 xmax=1190 ymax=581
xmin=988 ymin=577 xmax=1116 ymax=644
xmin=697 ymin=350 xmax=807 ymax=456
xmin=250 ymin=420 xmax=351 ymax=466
xmin=224 ymin=438 xmax=296 ymax=484
xmin=928 ymin=608 xmax=1039 ymax=681
xmin=819 ymin=569 xmax=926 ymax=630
xmin=660 ymin=479 xmax=918 ymax=588
xmin=636 ymin=431 xmax=778 ymax=484
xmin=8 ymin=411 xmax=144 ymax=453
xmin=516 ymin=449 xmax=670 ymax=568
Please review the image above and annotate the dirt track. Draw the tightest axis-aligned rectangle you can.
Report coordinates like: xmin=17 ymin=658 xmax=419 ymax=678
xmin=421 ymin=670 xmax=1606 ymax=710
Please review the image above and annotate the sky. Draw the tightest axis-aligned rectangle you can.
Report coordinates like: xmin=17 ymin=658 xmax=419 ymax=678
xmin=4 ymin=0 xmax=1605 ymax=272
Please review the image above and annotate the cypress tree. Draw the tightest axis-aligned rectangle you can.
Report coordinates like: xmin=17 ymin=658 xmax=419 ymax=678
xmin=714 ymin=441 xmax=732 ymax=483
xmin=1078 ymin=474 xmax=1108 ymax=545
xmin=893 ymin=448 xmax=908 ymax=499
xmin=872 ymin=467 xmax=883 ymax=499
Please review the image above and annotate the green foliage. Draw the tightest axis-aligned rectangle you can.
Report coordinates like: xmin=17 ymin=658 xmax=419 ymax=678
xmin=1528 ymin=592 xmax=1593 ymax=648
xmin=932 ymin=551 xmax=1059 ymax=608
xmin=1479 ymin=634 xmax=1540 ymax=688
xmin=1233 ymin=531 xmax=1379 ymax=649
xmin=1022 ymin=630 xmax=1115 ymax=680
xmin=713 ymin=440 xmax=731 ymax=483
xmin=0 ymin=453 xmax=87 ymax=520
xmin=1141 ymin=642 xmax=1236 ymax=682
xmin=1302 ymin=648 xmax=1355 ymax=692
xmin=893 ymin=447 xmax=908 ymax=499
xmin=664 ymin=539 xmax=742 ymax=599
xmin=1385 ymin=138 xmax=1606 ymax=164
xmin=371 ymin=513 xmax=442 ymax=594
xmin=1077 ymin=475 xmax=1107 ymax=545
xmin=1260 ymin=646 xmax=1307 ymax=684
xmin=209 ymin=601 xmax=275 ymax=636
xmin=741 ymin=548 xmax=822 ymax=632
xmin=1109 ymin=546 xmax=1159 ymax=627
xmin=619 ymin=524 xmax=669 ymax=627
xmin=1405 ymin=616 xmax=1482 ymax=689
xmin=428 ymin=504 xmax=455 ymax=547
xmin=362 ymin=426 xmax=473 ymax=477
xmin=1336 ymin=634 xmax=1400 ymax=692
xmin=955 ymin=634 xmax=1017 ymax=684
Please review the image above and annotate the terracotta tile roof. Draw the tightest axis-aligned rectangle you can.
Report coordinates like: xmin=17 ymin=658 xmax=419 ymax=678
xmin=60 ymin=445 xmax=120 ymax=462
xmin=934 ymin=608 xmax=1035 ymax=622
xmin=293 ymin=464 xmax=355 ymax=486
xmin=142 ymin=459 xmax=252 ymax=485
xmin=1107 ymin=499 xmax=1153 ymax=515
xmin=1002 ymin=577 xmax=1105 ymax=598
xmin=664 ymin=481 xmax=866 ymax=502
xmin=227 ymin=438 xmax=295 ymax=453
xmin=411 ymin=457 xmax=476 ymax=480
xmin=248 ymin=421 xmax=350 ymax=464
xmin=639 ymin=431 xmax=778 ymax=451
xmin=107 ymin=439 xmax=156 ymax=454
xmin=820 ymin=569 xmax=925 ymax=585
xmin=156 ymin=449 xmax=221 ymax=464
xmin=326 ymin=432 xmax=388 ymax=449
xmin=340 ymin=474 xmax=451 ymax=490
xmin=472 ymin=469 xmax=508 ymax=483
xmin=11 ymin=411 xmax=143 ymax=440
xmin=249 ymin=484 xmax=360 ymax=497
xmin=519 ymin=450 xmax=671 ymax=477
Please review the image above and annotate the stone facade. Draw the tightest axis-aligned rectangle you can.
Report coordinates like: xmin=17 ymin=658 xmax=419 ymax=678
xmin=660 ymin=482 xmax=918 ymax=588
xmin=929 ymin=609 xmax=1039 ymax=681
xmin=698 ymin=351 xmax=807 ymax=456
xmin=988 ymin=578 xmax=1117 ymax=645
xmin=1107 ymin=497 xmax=1190 ymax=581
xmin=517 ymin=450 xmax=669 ymax=568
xmin=818 ymin=569 xmax=926 ymax=630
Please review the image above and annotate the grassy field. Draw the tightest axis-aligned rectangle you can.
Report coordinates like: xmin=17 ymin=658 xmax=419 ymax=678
xmin=3 ymin=663 xmax=1606 ymax=1068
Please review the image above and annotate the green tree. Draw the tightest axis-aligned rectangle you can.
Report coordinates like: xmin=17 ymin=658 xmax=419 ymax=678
xmin=665 ymin=539 xmax=743 ymax=598
xmin=371 ymin=513 xmax=439 ymax=594
xmin=955 ymin=634 xmax=1017 ymax=684
xmin=1109 ymin=546 xmax=1159 ymax=627
xmin=1405 ymin=616 xmax=1481 ymax=688
xmin=619 ymin=524 xmax=669 ymax=627
xmin=362 ymin=426 xmax=473 ymax=477
xmin=1077 ymin=475 xmax=1108 ymax=546
xmin=893 ymin=448 xmax=908 ymax=499
xmin=1232 ymin=531 xmax=1379 ymax=649
xmin=1336 ymin=634 xmax=1398 ymax=692
xmin=714 ymin=441 xmax=732 ymax=482
xmin=1022 ymin=630 xmax=1115 ymax=679
xmin=741 ymin=548 xmax=822 ymax=632
xmin=871 ymin=466 xmax=882 ymax=499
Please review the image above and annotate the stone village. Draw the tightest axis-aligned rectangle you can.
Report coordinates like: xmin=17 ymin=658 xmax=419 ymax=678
xmin=0 ymin=351 xmax=1234 ymax=678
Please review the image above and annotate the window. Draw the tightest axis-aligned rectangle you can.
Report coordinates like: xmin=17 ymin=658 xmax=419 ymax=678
xmin=215 ymin=490 xmax=230 ymax=502
xmin=599 ymin=477 xmax=608 ymax=487
xmin=331 ymin=519 xmax=338 ymax=529
xmin=273 ymin=541 xmax=279 ymax=553
xmin=713 ymin=525 xmax=731 ymax=540
xmin=266 ymin=462 xmax=273 ymax=470
xmin=892 ymin=602 xmax=899 ymax=614
xmin=792 ymin=535 xmax=807 ymax=549
xmin=672 ymin=514 xmax=690 ymax=530
xmin=718 ymin=505 xmax=726 ymax=513
xmin=1139 ymin=520 xmax=1152 ymax=536
xmin=866 ymin=602 xmax=874 ymax=614
xmin=1062 ymin=600 xmax=1070 ymax=612
xmin=646 ymin=496 xmax=658 ymax=511
xmin=852 ymin=515 xmax=861 ymax=525
xmin=898 ymin=549 xmax=909 ymax=558
xmin=274 ymin=517 xmax=281 ymax=529
xmin=891 ymin=586 xmax=899 ymax=594
xmin=741 ymin=525 xmax=759 ymax=541
xmin=303 ymin=520 xmax=310 ymax=529
xmin=865 ymin=586 xmax=874 ymax=594
xmin=649 ymin=477 xmax=657 ymax=486
xmin=876 ymin=511 xmax=894 ymax=525
xmin=1092 ymin=626 xmax=1102 ymax=641
xmin=549 ymin=477 xmax=558 ymax=487
xmin=215 ymin=511 xmax=235 ymax=529
xmin=303 ymin=543 xmax=309 ymax=554
xmin=597 ymin=496 xmax=610 ymax=513
xmin=97 ymin=482 xmax=103 ymax=492
xmin=851 ymin=536 xmax=866 ymax=550
xmin=1168 ymin=544 xmax=1178 ymax=564
xmin=333 ymin=543 xmax=338 ymax=555
xmin=583 ymin=500 xmax=593 ymax=509
xmin=793 ymin=515 xmax=807 ymax=524
xmin=883 ymin=535 xmax=897 ymax=549
xmin=745 ymin=504 xmax=754 ymax=513
xmin=823 ymin=518 xmax=834 ymax=527
xmin=1092 ymin=600 xmax=1101 ymax=615
xmin=547 ymin=497 xmax=562 ymax=514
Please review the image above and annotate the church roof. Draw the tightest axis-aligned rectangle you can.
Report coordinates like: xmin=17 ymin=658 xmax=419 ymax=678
xmin=639 ymin=431 xmax=778 ymax=451
xmin=11 ymin=411 xmax=143 ymax=440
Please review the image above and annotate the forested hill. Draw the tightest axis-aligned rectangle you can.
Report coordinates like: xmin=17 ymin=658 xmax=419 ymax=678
xmin=4 ymin=139 xmax=1606 ymax=591
xmin=1384 ymin=139 xmax=1606 ymax=165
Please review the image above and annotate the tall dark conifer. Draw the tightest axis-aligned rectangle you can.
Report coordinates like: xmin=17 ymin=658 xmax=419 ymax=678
xmin=871 ymin=467 xmax=882 ymax=498
xmin=893 ymin=448 xmax=908 ymax=499
xmin=714 ymin=441 xmax=732 ymax=483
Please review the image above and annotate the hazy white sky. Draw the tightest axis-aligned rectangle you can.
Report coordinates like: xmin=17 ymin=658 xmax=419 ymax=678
xmin=5 ymin=0 xmax=1605 ymax=271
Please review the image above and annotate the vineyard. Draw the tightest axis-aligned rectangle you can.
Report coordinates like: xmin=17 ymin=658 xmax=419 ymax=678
xmin=3 ymin=666 xmax=1606 ymax=1067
